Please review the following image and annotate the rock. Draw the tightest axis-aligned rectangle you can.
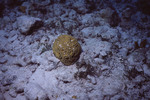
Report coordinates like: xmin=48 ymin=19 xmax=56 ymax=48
xmin=94 ymin=58 xmax=104 ymax=64
xmin=0 ymin=16 xmax=11 ymax=28
xmin=15 ymin=87 xmax=24 ymax=94
xmin=1 ymin=66 xmax=8 ymax=72
xmin=118 ymin=48 xmax=128 ymax=57
xmin=17 ymin=16 xmax=43 ymax=35
xmin=101 ymin=76 xmax=124 ymax=95
xmin=143 ymin=64 xmax=150 ymax=76
xmin=72 ymin=0 xmax=88 ymax=14
xmin=99 ymin=7 xmax=114 ymax=23
xmin=81 ymin=25 xmax=119 ymax=42
xmin=20 ymin=1 xmax=31 ymax=14
xmin=51 ymin=4 xmax=64 ymax=16
xmin=30 ymin=0 xmax=51 ymax=6
xmin=81 ymin=13 xmax=105 ymax=27
xmin=122 ymin=7 xmax=132 ymax=20
xmin=12 ymin=57 xmax=27 ymax=67
xmin=0 ymin=58 xmax=7 ymax=64
xmin=9 ymin=89 xmax=17 ymax=98
xmin=0 ymin=93 xmax=5 ymax=100
xmin=63 ymin=20 xmax=78 ymax=33
xmin=101 ymin=27 xmax=119 ymax=42
xmin=128 ymin=49 xmax=146 ymax=65
xmin=1 ymin=75 xmax=17 ymax=86
xmin=15 ymin=94 xmax=26 ymax=100
xmin=132 ymin=75 xmax=145 ymax=83
xmin=12 ymin=82 xmax=25 ymax=93
xmin=87 ymin=75 xmax=97 ymax=85
xmin=101 ymin=64 xmax=109 ymax=71
xmin=0 ymin=73 xmax=3 ymax=81
xmin=81 ymin=27 xmax=94 ymax=38
xmin=84 ymin=39 xmax=112 ymax=57
xmin=24 ymin=83 xmax=49 ymax=100
xmin=146 ymin=49 xmax=150 ymax=64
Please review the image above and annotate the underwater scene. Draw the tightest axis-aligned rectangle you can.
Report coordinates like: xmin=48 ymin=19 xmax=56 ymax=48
xmin=0 ymin=0 xmax=150 ymax=100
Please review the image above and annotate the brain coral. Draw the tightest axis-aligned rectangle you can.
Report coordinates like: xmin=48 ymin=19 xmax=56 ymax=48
xmin=53 ymin=35 xmax=82 ymax=66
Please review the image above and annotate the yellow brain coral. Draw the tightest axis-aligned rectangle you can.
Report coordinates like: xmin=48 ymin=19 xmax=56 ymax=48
xmin=53 ymin=35 xmax=82 ymax=66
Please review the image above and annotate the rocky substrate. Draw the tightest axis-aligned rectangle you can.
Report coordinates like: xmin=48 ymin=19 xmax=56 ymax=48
xmin=0 ymin=0 xmax=150 ymax=100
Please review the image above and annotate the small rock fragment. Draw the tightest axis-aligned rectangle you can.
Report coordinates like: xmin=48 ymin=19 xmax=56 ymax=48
xmin=0 ymin=93 xmax=4 ymax=100
xmin=1 ymin=75 xmax=17 ymax=86
xmin=24 ymin=83 xmax=49 ymax=100
xmin=17 ymin=16 xmax=43 ymax=35
xmin=9 ymin=89 xmax=17 ymax=98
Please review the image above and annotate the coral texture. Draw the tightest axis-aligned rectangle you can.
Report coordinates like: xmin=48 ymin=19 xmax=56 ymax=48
xmin=53 ymin=35 xmax=81 ymax=66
